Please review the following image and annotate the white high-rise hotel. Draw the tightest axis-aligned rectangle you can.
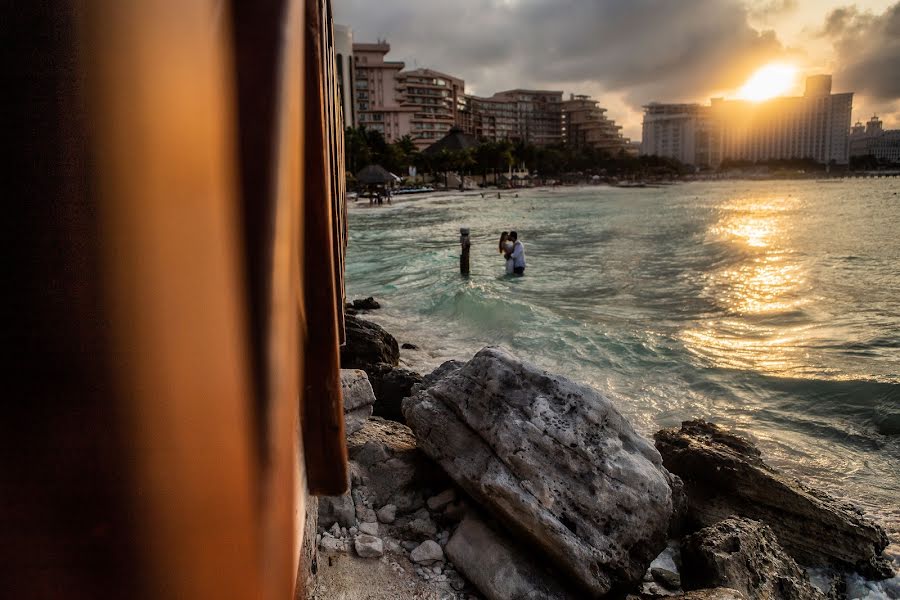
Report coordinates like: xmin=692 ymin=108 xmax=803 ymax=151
xmin=642 ymin=75 xmax=854 ymax=167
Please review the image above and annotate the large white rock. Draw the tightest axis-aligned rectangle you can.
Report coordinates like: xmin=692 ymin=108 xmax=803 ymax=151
xmin=403 ymin=347 xmax=675 ymax=597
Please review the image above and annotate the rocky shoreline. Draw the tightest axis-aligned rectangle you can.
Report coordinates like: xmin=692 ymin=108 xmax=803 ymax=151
xmin=311 ymin=303 xmax=896 ymax=600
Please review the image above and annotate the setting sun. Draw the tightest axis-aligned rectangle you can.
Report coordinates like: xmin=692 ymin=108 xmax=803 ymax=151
xmin=737 ymin=64 xmax=798 ymax=102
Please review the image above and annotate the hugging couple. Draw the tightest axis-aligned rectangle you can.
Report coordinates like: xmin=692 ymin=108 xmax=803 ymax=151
xmin=498 ymin=231 xmax=526 ymax=276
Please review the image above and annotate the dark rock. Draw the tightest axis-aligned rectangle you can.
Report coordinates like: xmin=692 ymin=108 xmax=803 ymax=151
xmin=446 ymin=514 xmax=577 ymax=600
xmin=403 ymin=346 xmax=676 ymax=598
xmin=351 ymin=296 xmax=381 ymax=310
xmin=340 ymin=314 xmax=399 ymax=370
xmin=681 ymin=517 xmax=825 ymax=600
xmin=401 ymin=342 xmax=419 ymax=350
xmin=655 ymin=420 xmax=892 ymax=578
xmin=318 ymin=493 xmax=356 ymax=529
xmin=367 ymin=364 xmax=423 ymax=423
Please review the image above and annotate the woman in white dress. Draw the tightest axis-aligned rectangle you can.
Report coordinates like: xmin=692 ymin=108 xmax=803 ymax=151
xmin=499 ymin=231 xmax=514 ymax=275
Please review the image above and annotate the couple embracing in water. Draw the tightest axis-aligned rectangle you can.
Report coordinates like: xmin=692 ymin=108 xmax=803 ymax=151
xmin=498 ymin=231 xmax=526 ymax=276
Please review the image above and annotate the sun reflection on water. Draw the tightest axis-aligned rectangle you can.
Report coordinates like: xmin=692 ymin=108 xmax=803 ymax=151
xmin=682 ymin=195 xmax=815 ymax=377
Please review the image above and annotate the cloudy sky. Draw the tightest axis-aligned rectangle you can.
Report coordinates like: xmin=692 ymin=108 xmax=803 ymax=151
xmin=334 ymin=0 xmax=900 ymax=139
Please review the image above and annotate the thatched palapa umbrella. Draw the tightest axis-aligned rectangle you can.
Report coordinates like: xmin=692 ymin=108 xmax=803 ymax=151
xmin=355 ymin=164 xmax=394 ymax=185
xmin=423 ymin=127 xmax=478 ymax=157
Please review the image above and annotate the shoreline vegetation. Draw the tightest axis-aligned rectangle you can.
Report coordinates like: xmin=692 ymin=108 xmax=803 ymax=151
xmin=313 ymin=302 xmax=899 ymax=600
xmin=344 ymin=126 xmax=900 ymax=193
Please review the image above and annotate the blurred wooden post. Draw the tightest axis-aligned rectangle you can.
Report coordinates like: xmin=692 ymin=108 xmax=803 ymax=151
xmin=460 ymin=227 xmax=471 ymax=276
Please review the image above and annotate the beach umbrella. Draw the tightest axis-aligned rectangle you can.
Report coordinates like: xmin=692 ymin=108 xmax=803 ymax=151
xmin=355 ymin=164 xmax=394 ymax=185
xmin=423 ymin=127 xmax=478 ymax=156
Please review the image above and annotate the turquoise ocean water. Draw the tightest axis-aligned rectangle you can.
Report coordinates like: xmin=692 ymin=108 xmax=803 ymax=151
xmin=345 ymin=180 xmax=900 ymax=581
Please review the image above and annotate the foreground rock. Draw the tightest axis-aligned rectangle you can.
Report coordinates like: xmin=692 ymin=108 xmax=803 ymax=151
xmin=446 ymin=514 xmax=575 ymax=600
xmin=403 ymin=346 xmax=676 ymax=597
xmin=347 ymin=417 xmax=445 ymax=513
xmin=681 ymin=517 xmax=824 ymax=600
xmin=655 ymin=420 xmax=892 ymax=578
xmin=341 ymin=369 xmax=376 ymax=435
xmin=340 ymin=314 xmax=399 ymax=371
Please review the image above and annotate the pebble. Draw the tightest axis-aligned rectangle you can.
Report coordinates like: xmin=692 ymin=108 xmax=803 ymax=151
xmin=357 ymin=507 xmax=377 ymax=523
xmin=376 ymin=504 xmax=397 ymax=524
xmin=359 ymin=521 xmax=379 ymax=536
xmin=329 ymin=523 xmax=341 ymax=537
xmin=409 ymin=517 xmax=437 ymax=537
xmin=319 ymin=537 xmax=346 ymax=554
xmin=410 ymin=540 xmax=444 ymax=564
xmin=401 ymin=540 xmax=419 ymax=552
xmin=354 ymin=534 xmax=384 ymax=558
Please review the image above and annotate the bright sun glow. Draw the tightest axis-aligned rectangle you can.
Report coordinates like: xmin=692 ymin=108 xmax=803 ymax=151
xmin=737 ymin=64 xmax=798 ymax=102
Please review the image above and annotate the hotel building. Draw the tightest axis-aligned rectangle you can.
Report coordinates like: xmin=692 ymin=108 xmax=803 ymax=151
xmin=351 ymin=41 xmax=416 ymax=142
xmin=462 ymin=89 xmax=564 ymax=146
xmin=349 ymin=38 xmax=635 ymax=154
xmin=396 ymin=68 xmax=465 ymax=148
xmin=641 ymin=75 xmax=854 ymax=167
xmin=351 ymin=42 xmax=465 ymax=149
xmin=849 ymin=115 xmax=900 ymax=164
xmin=641 ymin=103 xmax=714 ymax=166
xmin=562 ymin=94 xmax=630 ymax=154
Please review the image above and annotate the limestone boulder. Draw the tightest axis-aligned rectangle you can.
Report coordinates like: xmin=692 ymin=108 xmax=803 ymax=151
xmin=681 ymin=517 xmax=824 ymax=600
xmin=655 ymin=420 xmax=892 ymax=578
xmin=403 ymin=346 xmax=676 ymax=597
xmin=340 ymin=369 xmax=375 ymax=436
xmin=446 ymin=514 xmax=576 ymax=600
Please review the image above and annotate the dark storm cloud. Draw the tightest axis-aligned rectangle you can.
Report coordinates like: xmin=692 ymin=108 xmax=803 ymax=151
xmin=823 ymin=2 xmax=900 ymax=100
xmin=334 ymin=0 xmax=787 ymax=106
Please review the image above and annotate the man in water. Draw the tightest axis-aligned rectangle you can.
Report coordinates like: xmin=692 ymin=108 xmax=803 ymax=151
xmin=507 ymin=231 xmax=526 ymax=276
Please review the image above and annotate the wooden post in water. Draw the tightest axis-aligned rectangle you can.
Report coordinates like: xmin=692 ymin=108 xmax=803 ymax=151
xmin=459 ymin=227 xmax=471 ymax=276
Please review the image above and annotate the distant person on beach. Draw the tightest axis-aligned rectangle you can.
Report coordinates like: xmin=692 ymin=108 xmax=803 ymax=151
xmin=505 ymin=231 xmax=525 ymax=276
xmin=499 ymin=231 xmax=514 ymax=275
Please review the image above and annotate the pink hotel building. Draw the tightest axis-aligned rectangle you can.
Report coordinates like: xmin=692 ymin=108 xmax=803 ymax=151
xmin=353 ymin=42 xmax=463 ymax=150
xmin=350 ymin=39 xmax=628 ymax=153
